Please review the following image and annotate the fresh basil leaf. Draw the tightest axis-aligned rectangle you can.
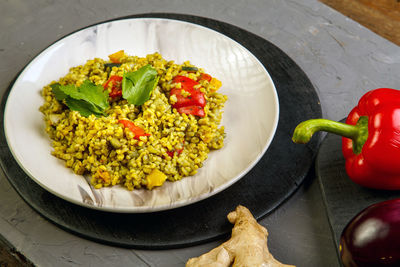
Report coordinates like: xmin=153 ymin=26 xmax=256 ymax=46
xmin=50 ymin=83 xmax=68 ymax=101
xmin=65 ymin=97 xmax=106 ymax=117
xmin=51 ymin=80 xmax=109 ymax=117
xmin=76 ymin=80 xmax=109 ymax=110
xmin=56 ymin=84 xmax=80 ymax=99
xmin=122 ymin=64 xmax=159 ymax=105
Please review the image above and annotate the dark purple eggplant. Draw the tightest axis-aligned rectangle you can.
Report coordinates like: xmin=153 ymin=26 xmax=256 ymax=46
xmin=340 ymin=198 xmax=400 ymax=266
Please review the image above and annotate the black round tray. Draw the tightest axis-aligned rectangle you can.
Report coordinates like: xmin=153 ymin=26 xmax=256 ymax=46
xmin=0 ymin=13 xmax=322 ymax=249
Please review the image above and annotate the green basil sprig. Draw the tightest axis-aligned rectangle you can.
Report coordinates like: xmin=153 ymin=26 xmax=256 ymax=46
xmin=51 ymin=80 xmax=109 ymax=117
xmin=122 ymin=64 xmax=159 ymax=105
xmin=51 ymin=64 xmax=159 ymax=117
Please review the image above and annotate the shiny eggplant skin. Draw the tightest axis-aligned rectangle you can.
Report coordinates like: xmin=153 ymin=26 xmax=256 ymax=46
xmin=340 ymin=198 xmax=400 ymax=266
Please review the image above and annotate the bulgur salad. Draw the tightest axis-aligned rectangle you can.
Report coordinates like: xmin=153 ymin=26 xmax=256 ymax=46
xmin=39 ymin=51 xmax=227 ymax=190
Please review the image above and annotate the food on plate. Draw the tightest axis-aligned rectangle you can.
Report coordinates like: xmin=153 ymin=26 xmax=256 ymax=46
xmin=39 ymin=51 xmax=227 ymax=190
xmin=340 ymin=198 xmax=400 ymax=266
xmin=186 ymin=205 xmax=295 ymax=267
xmin=292 ymin=88 xmax=400 ymax=190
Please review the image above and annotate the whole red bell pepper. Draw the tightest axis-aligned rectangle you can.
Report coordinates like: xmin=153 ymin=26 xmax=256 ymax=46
xmin=292 ymin=88 xmax=400 ymax=190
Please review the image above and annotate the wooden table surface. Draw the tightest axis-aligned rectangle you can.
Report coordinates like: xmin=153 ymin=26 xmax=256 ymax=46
xmin=320 ymin=0 xmax=400 ymax=46
xmin=0 ymin=0 xmax=399 ymax=266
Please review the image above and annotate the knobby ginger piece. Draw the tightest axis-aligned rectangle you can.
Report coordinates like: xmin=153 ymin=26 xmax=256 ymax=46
xmin=186 ymin=205 xmax=295 ymax=267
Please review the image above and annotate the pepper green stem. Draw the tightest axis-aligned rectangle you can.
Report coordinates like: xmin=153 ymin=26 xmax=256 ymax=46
xmin=292 ymin=117 xmax=368 ymax=154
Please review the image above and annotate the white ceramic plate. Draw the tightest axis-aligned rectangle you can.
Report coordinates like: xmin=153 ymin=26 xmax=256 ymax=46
xmin=4 ymin=18 xmax=279 ymax=213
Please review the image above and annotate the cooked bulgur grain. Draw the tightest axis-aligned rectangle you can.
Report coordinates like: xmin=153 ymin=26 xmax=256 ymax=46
xmin=39 ymin=52 xmax=227 ymax=190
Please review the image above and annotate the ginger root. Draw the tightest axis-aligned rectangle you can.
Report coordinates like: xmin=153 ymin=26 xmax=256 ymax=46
xmin=186 ymin=205 xmax=295 ymax=267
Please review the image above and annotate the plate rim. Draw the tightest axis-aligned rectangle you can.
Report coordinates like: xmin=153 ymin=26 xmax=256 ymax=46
xmin=3 ymin=16 xmax=279 ymax=213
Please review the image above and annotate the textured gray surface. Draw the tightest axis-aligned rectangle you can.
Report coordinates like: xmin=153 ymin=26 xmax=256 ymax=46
xmin=0 ymin=0 xmax=399 ymax=266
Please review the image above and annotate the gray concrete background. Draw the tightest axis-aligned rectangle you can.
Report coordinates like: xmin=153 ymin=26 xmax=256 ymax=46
xmin=0 ymin=0 xmax=399 ymax=266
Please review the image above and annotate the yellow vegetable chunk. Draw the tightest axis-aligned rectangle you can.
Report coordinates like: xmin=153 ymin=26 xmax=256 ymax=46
xmin=210 ymin=78 xmax=222 ymax=91
xmin=108 ymin=50 xmax=125 ymax=63
xmin=146 ymin=169 xmax=167 ymax=190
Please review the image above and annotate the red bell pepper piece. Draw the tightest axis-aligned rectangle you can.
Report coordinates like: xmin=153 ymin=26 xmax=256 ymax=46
xmin=166 ymin=140 xmax=185 ymax=157
xmin=170 ymin=76 xmax=206 ymax=117
xmin=166 ymin=148 xmax=184 ymax=158
xmin=173 ymin=75 xmax=199 ymax=89
xmin=177 ymin=106 xmax=205 ymax=117
xmin=118 ymin=119 xmax=150 ymax=140
xmin=170 ymin=87 xmax=206 ymax=108
xmin=292 ymin=88 xmax=400 ymax=190
xmin=198 ymin=73 xmax=212 ymax=82
xmin=103 ymin=75 xmax=123 ymax=98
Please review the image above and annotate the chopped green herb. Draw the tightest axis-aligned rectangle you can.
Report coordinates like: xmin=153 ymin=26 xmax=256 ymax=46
xmin=104 ymin=63 xmax=122 ymax=69
xmin=182 ymin=66 xmax=198 ymax=72
xmin=51 ymin=80 xmax=109 ymax=117
xmin=122 ymin=64 xmax=159 ymax=105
